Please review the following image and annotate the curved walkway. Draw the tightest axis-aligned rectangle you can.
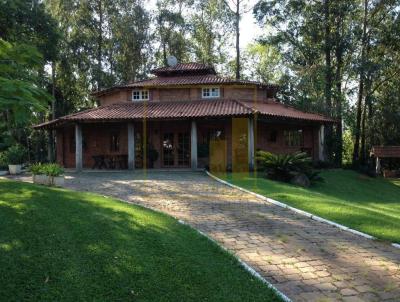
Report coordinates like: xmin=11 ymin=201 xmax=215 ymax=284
xmin=47 ymin=172 xmax=400 ymax=301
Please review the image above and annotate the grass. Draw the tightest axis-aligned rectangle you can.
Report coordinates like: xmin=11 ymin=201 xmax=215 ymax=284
xmin=0 ymin=179 xmax=281 ymax=302
xmin=218 ymin=169 xmax=400 ymax=243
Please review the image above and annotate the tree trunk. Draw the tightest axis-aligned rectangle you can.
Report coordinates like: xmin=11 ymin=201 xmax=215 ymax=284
xmin=334 ymin=10 xmax=344 ymax=166
xmin=97 ymin=0 xmax=103 ymax=91
xmin=361 ymin=75 xmax=372 ymax=163
xmin=323 ymin=0 xmax=333 ymax=162
xmin=48 ymin=61 xmax=57 ymax=162
xmin=235 ymin=0 xmax=240 ymax=80
xmin=353 ymin=0 xmax=368 ymax=165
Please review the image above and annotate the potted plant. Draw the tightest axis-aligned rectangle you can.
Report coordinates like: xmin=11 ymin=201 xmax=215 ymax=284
xmin=45 ymin=163 xmax=65 ymax=186
xmin=30 ymin=163 xmax=48 ymax=185
xmin=5 ymin=144 xmax=27 ymax=175
xmin=30 ymin=163 xmax=65 ymax=186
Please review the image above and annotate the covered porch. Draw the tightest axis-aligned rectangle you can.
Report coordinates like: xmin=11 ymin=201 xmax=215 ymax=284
xmin=34 ymin=99 xmax=333 ymax=172
xmin=56 ymin=118 xmax=243 ymax=171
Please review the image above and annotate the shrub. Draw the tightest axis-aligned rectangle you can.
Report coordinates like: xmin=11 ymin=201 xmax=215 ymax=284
xmin=0 ymin=152 xmax=7 ymax=169
xmin=256 ymin=151 xmax=311 ymax=181
xmin=256 ymin=150 xmax=323 ymax=186
xmin=29 ymin=163 xmax=64 ymax=177
xmin=4 ymin=144 xmax=28 ymax=165
xmin=29 ymin=163 xmax=44 ymax=175
xmin=42 ymin=163 xmax=64 ymax=177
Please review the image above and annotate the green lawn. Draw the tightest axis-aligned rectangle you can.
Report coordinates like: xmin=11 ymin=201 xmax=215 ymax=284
xmin=219 ymin=170 xmax=400 ymax=243
xmin=0 ymin=179 xmax=280 ymax=302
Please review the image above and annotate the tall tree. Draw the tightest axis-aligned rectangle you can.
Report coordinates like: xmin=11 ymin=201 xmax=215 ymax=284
xmin=190 ymin=0 xmax=234 ymax=67
xmin=223 ymin=0 xmax=250 ymax=79
xmin=154 ymin=0 xmax=190 ymax=65
xmin=254 ymin=0 xmax=358 ymax=164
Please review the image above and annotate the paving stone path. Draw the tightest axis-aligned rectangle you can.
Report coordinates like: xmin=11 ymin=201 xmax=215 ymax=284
xmin=10 ymin=171 xmax=400 ymax=301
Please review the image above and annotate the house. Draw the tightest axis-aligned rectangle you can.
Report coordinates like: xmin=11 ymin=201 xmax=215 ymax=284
xmin=370 ymin=146 xmax=400 ymax=177
xmin=34 ymin=62 xmax=334 ymax=171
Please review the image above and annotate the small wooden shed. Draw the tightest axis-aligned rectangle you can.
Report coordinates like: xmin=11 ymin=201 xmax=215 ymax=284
xmin=370 ymin=146 xmax=400 ymax=177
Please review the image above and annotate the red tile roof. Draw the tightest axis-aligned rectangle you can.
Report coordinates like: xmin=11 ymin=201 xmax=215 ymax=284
xmin=370 ymin=146 xmax=400 ymax=158
xmin=34 ymin=99 xmax=335 ymax=129
xmin=34 ymin=99 xmax=253 ymax=129
xmin=238 ymin=100 xmax=334 ymax=122
xmin=129 ymin=75 xmax=276 ymax=88
xmin=151 ymin=63 xmax=216 ymax=75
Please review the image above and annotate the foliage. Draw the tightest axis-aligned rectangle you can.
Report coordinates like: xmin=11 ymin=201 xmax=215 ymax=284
xmin=0 ymin=39 xmax=50 ymax=125
xmin=221 ymin=170 xmax=400 ymax=242
xmin=256 ymin=150 xmax=311 ymax=180
xmin=242 ymin=43 xmax=282 ymax=83
xmin=4 ymin=144 xmax=27 ymax=165
xmin=342 ymin=130 xmax=354 ymax=165
xmin=0 ymin=152 xmax=7 ymax=169
xmin=29 ymin=163 xmax=44 ymax=175
xmin=254 ymin=0 xmax=400 ymax=166
xmin=0 ymin=179 xmax=281 ymax=301
xmin=29 ymin=163 xmax=64 ymax=176
xmin=42 ymin=163 xmax=64 ymax=177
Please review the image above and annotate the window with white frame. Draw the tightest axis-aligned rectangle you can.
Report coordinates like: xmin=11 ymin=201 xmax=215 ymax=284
xmin=132 ymin=90 xmax=149 ymax=101
xmin=202 ymin=87 xmax=220 ymax=98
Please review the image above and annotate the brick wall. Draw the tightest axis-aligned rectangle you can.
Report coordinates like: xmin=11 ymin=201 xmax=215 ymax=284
xmin=97 ymin=85 xmax=271 ymax=105
xmin=256 ymin=122 xmax=319 ymax=160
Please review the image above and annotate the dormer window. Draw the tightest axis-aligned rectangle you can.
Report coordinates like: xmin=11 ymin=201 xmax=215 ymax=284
xmin=132 ymin=89 xmax=149 ymax=101
xmin=202 ymin=87 xmax=220 ymax=99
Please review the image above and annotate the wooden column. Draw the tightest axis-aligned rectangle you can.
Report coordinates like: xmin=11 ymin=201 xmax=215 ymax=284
xmin=191 ymin=120 xmax=198 ymax=170
xmin=75 ymin=123 xmax=82 ymax=171
xmin=248 ymin=117 xmax=255 ymax=171
xmin=318 ymin=125 xmax=325 ymax=161
xmin=128 ymin=122 xmax=135 ymax=170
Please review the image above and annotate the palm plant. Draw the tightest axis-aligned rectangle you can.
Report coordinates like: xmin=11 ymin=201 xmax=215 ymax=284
xmin=256 ymin=151 xmax=321 ymax=183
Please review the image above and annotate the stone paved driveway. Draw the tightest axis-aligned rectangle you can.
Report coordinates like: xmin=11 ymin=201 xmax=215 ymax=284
xmin=30 ymin=172 xmax=400 ymax=301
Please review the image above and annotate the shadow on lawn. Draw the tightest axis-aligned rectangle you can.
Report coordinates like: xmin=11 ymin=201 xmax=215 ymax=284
xmin=0 ymin=181 xmax=279 ymax=302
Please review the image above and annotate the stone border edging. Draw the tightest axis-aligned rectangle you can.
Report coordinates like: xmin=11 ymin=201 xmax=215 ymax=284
xmin=177 ymin=219 xmax=292 ymax=302
xmin=205 ymin=171 xmax=400 ymax=250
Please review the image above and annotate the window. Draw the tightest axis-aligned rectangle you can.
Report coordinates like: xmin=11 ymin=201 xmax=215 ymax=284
xmin=268 ymin=130 xmax=278 ymax=143
xmin=284 ymin=130 xmax=304 ymax=147
xmin=163 ymin=133 xmax=174 ymax=166
xmin=178 ymin=133 xmax=190 ymax=166
xmin=110 ymin=132 xmax=120 ymax=152
xmin=132 ymin=90 xmax=149 ymax=101
xmin=202 ymin=87 xmax=220 ymax=98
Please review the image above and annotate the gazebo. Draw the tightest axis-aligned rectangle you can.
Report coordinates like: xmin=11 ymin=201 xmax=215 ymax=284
xmin=370 ymin=146 xmax=400 ymax=177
